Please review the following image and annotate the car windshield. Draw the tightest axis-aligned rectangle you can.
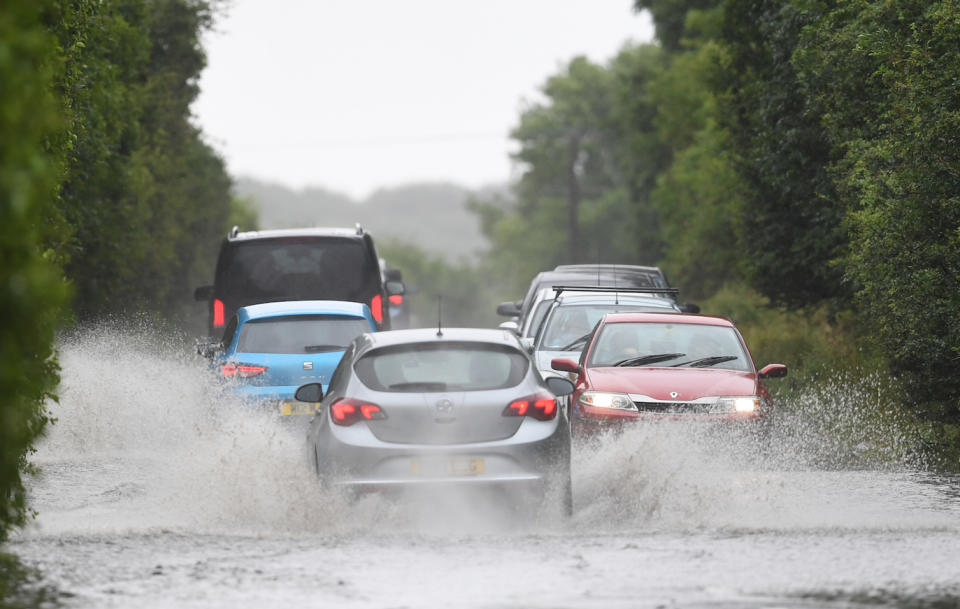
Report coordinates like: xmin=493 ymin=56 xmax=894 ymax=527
xmin=539 ymin=304 xmax=671 ymax=351
xmin=524 ymin=299 xmax=553 ymax=338
xmin=354 ymin=342 xmax=529 ymax=392
xmin=236 ymin=315 xmax=370 ymax=354
xmin=527 ymin=271 xmax=666 ymax=305
xmin=587 ymin=322 xmax=751 ymax=371
xmin=218 ymin=237 xmax=375 ymax=302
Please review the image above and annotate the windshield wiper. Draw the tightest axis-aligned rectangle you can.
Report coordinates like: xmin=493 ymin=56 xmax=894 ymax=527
xmin=557 ymin=332 xmax=594 ymax=351
xmin=614 ymin=352 xmax=686 ymax=367
xmin=387 ymin=381 xmax=448 ymax=391
xmin=672 ymin=355 xmax=739 ymax=368
xmin=304 ymin=344 xmax=345 ymax=353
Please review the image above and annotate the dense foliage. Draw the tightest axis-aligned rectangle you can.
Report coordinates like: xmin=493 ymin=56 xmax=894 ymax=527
xmin=49 ymin=0 xmax=232 ymax=324
xmin=719 ymin=0 xmax=959 ymax=423
xmin=721 ymin=0 xmax=849 ymax=309
xmin=0 ymin=2 xmax=69 ymax=543
xmin=377 ymin=242 xmax=504 ymax=329
xmin=0 ymin=0 xmax=232 ymax=541
xmin=793 ymin=0 xmax=960 ymax=421
xmin=473 ymin=49 xmax=671 ymax=298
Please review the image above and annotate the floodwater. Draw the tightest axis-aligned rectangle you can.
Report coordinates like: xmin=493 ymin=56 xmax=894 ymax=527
xmin=6 ymin=326 xmax=960 ymax=608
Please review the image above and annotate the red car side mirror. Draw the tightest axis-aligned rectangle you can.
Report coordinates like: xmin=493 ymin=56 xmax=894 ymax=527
xmin=759 ymin=364 xmax=788 ymax=379
xmin=551 ymin=358 xmax=580 ymax=373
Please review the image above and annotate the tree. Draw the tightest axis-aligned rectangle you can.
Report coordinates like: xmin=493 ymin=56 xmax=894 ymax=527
xmin=475 ymin=48 xmax=669 ymax=293
xmin=794 ymin=0 xmax=960 ymax=420
xmin=643 ymin=6 xmax=748 ymax=298
xmin=0 ymin=0 xmax=69 ymax=541
xmin=634 ymin=0 xmax=723 ymax=52
xmin=378 ymin=242 xmax=503 ymax=328
xmin=719 ymin=0 xmax=848 ymax=309
xmin=49 ymin=0 xmax=232 ymax=324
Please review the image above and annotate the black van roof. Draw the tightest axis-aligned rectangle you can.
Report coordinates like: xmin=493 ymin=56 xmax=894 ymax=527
xmin=227 ymin=225 xmax=365 ymax=241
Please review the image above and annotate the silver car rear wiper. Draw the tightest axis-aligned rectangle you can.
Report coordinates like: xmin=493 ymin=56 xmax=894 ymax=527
xmin=614 ymin=352 xmax=686 ymax=367
xmin=387 ymin=381 xmax=448 ymax=391
xmin=672 ymin=355 xmax=739 ymax=367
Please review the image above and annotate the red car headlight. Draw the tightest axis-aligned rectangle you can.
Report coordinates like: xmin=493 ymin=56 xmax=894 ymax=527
xmin=579 ymin=391 xmax=634 ymax=411
xmin=716 ymin=396 xmax=760 ymax=413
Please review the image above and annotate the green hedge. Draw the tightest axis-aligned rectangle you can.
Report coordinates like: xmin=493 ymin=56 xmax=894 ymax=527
xmin=0 ymin=1 xmax=69 ymax=542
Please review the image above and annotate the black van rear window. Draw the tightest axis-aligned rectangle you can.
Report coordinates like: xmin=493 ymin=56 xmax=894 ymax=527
xmin=218 ymin=237 xmax=375 ymax=302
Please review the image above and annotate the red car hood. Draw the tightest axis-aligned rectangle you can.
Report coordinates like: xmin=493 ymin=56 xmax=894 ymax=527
xmin=585 ymin=367 xmax=758 ymax=400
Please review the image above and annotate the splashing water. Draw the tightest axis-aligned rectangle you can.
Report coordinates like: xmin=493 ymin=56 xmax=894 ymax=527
xmin=29 ymin=322 xmax=351 ymax=537
xmin=23 ymin=324 xmax=959 ymax=537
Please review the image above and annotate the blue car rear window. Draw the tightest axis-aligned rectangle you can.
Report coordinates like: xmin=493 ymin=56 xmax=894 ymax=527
xmin=237 ymin=315 xmax=370 ymax=354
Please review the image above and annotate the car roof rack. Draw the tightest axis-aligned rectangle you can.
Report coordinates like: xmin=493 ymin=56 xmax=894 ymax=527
xmin=551 ymin=285 xmax=679 ymax=297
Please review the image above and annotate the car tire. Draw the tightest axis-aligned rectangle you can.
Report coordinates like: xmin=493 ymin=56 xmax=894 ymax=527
xmin=547 ymin=466 xmax=573 ymax=517
xmin=560 ymin=470 xmax=573 ymax=517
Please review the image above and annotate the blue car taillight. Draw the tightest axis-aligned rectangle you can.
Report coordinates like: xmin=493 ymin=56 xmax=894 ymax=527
xmin=221 ymin=363 xmax=267 ymax=378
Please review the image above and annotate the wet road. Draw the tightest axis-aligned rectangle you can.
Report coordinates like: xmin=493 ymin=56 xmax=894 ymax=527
xmin=6 ymin=328 xmax=960 ymax=608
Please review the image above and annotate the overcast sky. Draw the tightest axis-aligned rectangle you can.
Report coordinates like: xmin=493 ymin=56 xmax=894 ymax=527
xmin=193 ymin=1 xmax=655 ymax=199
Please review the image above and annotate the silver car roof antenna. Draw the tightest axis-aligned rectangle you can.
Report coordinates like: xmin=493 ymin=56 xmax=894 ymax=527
xmin=614 ymin=263 xmax=619 ymax=305
xmin=355 ymin=223 xmax=364 ymax=235
xmin=436 ymin=295 xmax=443 ymax=338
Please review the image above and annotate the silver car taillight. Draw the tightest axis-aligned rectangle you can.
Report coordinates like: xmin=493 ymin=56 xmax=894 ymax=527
xmin=502 ymin=392 xmax=557 ymax=421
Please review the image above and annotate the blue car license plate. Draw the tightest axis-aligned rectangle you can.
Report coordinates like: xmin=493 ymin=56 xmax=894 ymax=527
xmin=279 ymin=401 xmax=318 ymax=416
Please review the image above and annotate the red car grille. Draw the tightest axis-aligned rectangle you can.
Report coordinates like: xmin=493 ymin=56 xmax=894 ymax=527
xmin=633 ymin=401 xmax=720 ymax=414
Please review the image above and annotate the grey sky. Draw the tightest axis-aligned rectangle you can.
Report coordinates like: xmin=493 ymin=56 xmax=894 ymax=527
xmin=194 ymin=1 xmax=654 ymax=199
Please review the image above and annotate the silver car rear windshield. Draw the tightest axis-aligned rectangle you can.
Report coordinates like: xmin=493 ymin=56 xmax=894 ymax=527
xmin=237 ymin=315 xmax=370 ymax=354
xmin=354 ymin=342 xmax=529 ymax=392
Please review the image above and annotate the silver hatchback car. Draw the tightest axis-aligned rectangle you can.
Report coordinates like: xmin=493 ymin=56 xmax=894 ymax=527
xmin=294 ymin=328 xmax=575 ymax=512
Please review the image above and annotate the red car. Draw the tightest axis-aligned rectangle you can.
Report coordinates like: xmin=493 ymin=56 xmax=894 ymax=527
xmin=550 ymin=312 xmax=786 ymax=435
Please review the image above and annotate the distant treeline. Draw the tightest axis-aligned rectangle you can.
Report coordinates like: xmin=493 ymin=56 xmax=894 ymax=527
xmin=0 ymin=0 xmax=234 ymax=539
xmin=235 ymin=177 xmax=503 ymax=259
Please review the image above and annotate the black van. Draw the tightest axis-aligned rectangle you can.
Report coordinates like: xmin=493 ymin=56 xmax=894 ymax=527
xmin=194 ymin=225 xmax=403 ymax=336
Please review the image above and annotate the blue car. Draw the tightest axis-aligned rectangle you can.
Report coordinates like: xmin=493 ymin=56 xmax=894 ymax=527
xmin=211 ymin=300 xmax=377 ymax=416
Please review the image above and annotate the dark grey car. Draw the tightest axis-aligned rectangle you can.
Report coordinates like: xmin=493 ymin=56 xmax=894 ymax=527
xmin=295 ymin=328 xmax=574 ymax=512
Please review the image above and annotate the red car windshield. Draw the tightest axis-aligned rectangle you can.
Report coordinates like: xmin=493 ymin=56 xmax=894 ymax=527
xmin=587 ymin=322 xmax=751 ymax=371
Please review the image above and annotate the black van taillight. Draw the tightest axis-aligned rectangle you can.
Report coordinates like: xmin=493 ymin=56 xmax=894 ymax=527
xmin=370 ymin=294 xmax=383 ymax=323
xmin=213 ymin=298 xmax=225 ymax=327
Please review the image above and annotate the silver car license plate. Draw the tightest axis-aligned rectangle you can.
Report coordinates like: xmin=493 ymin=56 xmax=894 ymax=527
xmin=410 ymin=456 xmax=485 ymax=477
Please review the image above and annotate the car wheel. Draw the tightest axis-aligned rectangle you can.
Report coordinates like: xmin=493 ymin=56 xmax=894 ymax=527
xmin=546 ymin=467 xmax=573 ymax=517
xmin=560 ymin=470 xmax=573 ymax=517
